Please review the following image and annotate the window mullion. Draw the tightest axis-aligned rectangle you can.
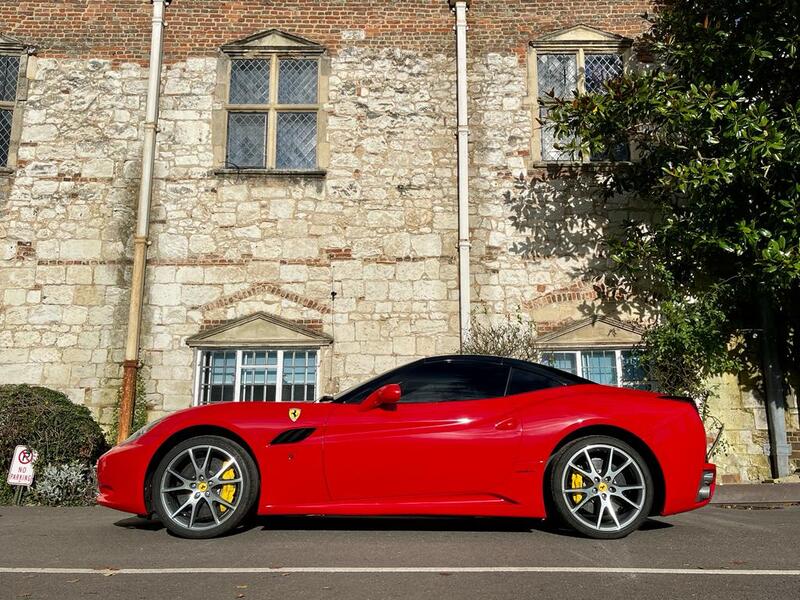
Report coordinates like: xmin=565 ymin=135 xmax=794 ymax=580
xmin=233 ymin=350 xmax=243 ymax=402
xmin=193 ymin=350 xmax=202 ymax=406
xmin=615 ymin=349 xmax=624 ymax=387
xmin=267 ymin=56 xmax=279 ymax=169
xmin=575 ymin=351 xmax=583 ymax=378
xmin=276 ymin=350 xmax=284 ymax=402
xmin=314 ymin=350 xmax=320 ymax=401
xmin=576 ymin=48 xmax=589 ymax=163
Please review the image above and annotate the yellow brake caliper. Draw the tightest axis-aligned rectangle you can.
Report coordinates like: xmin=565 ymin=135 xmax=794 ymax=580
xmin=571 ymin=472 xmax=584 ymax=504
xmin=219 ymin=468 xmax=236 ymax=513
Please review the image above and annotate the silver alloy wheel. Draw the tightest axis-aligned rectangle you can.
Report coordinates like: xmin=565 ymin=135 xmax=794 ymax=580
xmin=561 ymin=443 xmax=646 ymax=532
xmin=159 ymin=444 xmax=244 ymax=531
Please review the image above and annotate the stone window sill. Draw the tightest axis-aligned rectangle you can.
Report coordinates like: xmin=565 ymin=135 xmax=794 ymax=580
xmin=213 ymin=168 xmax=327 ymax=179
xmin=530 ymin=161 xmax=633 ymax=171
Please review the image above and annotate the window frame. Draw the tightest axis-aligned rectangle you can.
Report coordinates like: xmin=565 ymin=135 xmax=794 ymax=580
xmin=214 ymin=31 xmax=330 ymax=177
xmin=0 ymin=37 xmax=29 ymax=173
xmin=224 ymin=55 xmax=321 ymax=171
xmin=541 ymin=348 xmax=650 ymax=389
xmin=527 ymin=36 xmax=633 ymax=166
xmin=193 ymin=347 xmax=321 ymax=405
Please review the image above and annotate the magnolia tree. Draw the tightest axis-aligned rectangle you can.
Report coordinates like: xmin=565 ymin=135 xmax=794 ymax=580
xmin=546 ymin=0 xmax=799 ymax=470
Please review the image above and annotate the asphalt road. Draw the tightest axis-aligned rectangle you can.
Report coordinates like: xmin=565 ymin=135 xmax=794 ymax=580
xmin=1 ymin=505 xmax=799 ymax=599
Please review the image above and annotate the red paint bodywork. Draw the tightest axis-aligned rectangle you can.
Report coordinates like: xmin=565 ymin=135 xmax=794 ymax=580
xmin=97 ymin=384 xmax=715 ymax=520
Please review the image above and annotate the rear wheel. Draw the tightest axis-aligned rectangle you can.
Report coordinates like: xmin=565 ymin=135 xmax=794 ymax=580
xmin=151 ymin=435 xmax=258 ymax=539
xmin=550 ymin=435 xmax=653 ymax=539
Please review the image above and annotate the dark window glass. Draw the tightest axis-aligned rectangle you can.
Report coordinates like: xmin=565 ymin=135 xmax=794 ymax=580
xmin=276 ymin=111 xmax=317 ymax=169
xmin=278 ymin=58 xmax=318 ymax=104
xmin=584 ymin=54 xmax=623 ymax=94
xmin=229 ymin=58 xmax=270 ymax=105
xmin=0 ymin=56 xmax=19 ymax=102
xmin=200 ymin=350 xmax=236 ymax=404
xmin=0 ymin=109 xmax=11 ymax=166
xmin=336 ymin=360 xmax=509 ymax=404
xmin=394 ymin=362 xmax=508 ymax=403
xmin=226 ymin=112 xmax=267 ymax=168
xmin=507 ymin=368 xmax=562 ymax=396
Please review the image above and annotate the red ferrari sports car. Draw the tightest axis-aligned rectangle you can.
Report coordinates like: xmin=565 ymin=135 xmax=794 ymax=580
xmin=97 ymin=354 xmax=715 ymax=539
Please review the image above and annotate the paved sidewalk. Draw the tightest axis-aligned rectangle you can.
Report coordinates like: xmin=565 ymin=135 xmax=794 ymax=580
xmin=712 ymin=482 xmax=800 ymax=505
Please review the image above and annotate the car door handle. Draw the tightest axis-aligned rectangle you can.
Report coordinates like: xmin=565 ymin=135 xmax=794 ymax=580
xmin=494 ymin=417 xmax=519 ymax=431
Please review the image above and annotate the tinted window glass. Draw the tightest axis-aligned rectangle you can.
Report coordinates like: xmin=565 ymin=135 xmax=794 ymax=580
xmin=507 ymin=368 xmax=562 ymax=396
xmin=337 ymin=360 xmax=510 ymax=404
xmin=395 ymin=362 xmax=508 ymax=403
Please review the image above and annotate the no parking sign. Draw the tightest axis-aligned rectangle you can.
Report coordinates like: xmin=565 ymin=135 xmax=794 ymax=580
xmin=7 ymin=445 xmax=38 ymax=487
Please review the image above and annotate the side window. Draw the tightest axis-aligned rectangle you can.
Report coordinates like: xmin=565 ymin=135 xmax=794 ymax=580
xmin=506 ymin=368 xmax=563 ymax=396
xmin=395 ymin=362 xmax=509 ymax=404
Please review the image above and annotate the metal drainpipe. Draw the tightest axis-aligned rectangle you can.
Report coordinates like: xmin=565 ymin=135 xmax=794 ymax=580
xmin=451 ymin=0 xmax=471 ymax=350
xmin=117 ymin=0 xmax=171 ymax=444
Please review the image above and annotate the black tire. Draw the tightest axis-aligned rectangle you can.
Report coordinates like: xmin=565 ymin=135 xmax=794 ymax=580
xmin=151 ymin=435 xmax=259 ymax=539
xmin=549 ymin=435 xmax=653 ymax=539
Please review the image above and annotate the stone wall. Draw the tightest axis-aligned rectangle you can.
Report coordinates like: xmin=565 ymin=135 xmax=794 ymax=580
xmin=0 ymin=56 xmax=146 ymax=420
xmin=1 ymin=46 xmax=462 ymax=422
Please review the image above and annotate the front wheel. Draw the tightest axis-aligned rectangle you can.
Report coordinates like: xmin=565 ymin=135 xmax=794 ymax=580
xmin=550 ymin=435 xmax=653 ymax=539
xmin=151 ymin=435 xmax=259 ymax=539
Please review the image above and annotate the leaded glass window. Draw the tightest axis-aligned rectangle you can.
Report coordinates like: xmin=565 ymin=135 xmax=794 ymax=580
xmin=0 ymin=110 xmax=12 ymax=166
xmin=534 ymin=49 xmax=629 ymax=163
xmin=0 ymin=56 xmax=20 ymax=103
xmin=0 ymin=54 xmax=20 ymax=166
xmin=537 ymin=54 xmax=577 ymax=99
xmin=278 ymin=59 xmax=318 ymax=104
xmin=276 ymin=112 xmax=317 ymax=170
xmin=196 ymin=348 xmax=319 ymax=405
xmin=226 ymin=112 xmax=267 ymax=169
xmin=229 ymin=59 xmax=271 ymax=104
xmin=225 ymin=54 xmax=320 ymax=170
xmin=584 ymin=54 xmax=623 ymax=94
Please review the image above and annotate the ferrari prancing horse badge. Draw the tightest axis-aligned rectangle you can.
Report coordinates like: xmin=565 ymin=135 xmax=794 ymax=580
xmin=288 ymin=408 xmax=301 ymax=422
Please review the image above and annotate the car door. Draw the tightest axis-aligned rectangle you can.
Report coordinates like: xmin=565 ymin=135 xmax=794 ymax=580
xmin=322 ymin=358 xmax=526 ymax=503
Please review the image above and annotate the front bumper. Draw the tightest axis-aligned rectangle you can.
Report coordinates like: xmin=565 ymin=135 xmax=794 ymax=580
xmin=96 ymin=441 xmax=150 ymax=515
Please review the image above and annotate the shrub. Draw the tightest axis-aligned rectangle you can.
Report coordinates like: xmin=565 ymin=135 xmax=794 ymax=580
xmin=0 ymin=385 xmax=108 ymax=504
xmin=29 ymin=461 xmax=98 ymax=507
xmin=462 ymin=314 xmax=540 ymax=362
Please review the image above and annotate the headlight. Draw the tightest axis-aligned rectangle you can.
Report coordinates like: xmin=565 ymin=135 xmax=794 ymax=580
xmin=120 ymin=417 xmax=165 ymax=445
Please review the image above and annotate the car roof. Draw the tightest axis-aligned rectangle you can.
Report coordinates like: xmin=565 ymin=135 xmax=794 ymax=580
xmin=420 ymin=354 xmax=592 ymax=385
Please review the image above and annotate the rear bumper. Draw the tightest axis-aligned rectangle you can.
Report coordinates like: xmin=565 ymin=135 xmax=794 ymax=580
xmin=695 ymin=463 xmax=717 ymax=504
xmin=96 ymin=441 xmax=150 ymax=515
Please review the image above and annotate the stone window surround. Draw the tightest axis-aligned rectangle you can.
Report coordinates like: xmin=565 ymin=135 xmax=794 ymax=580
xmin=526 ymin=25 xmax=633 ymax=167
xmin=0 ymin=35 xmax=32 ymax=175
xmin=211 ymin=30 xmax=330 ymax=178
xmin=186 ymin=312 xmax=334 ymax=405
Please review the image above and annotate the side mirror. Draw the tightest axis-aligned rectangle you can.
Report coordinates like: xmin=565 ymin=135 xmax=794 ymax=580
xmin=359 ymin=384 xmax=401 ymax=412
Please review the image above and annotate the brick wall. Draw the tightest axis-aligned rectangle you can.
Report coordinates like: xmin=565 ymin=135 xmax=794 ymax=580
xmin=1 ymin=0 xmax=651 ymax=63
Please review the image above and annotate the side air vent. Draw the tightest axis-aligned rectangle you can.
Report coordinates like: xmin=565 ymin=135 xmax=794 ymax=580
xmin=270 ymin=427 xmax=317 ymax=446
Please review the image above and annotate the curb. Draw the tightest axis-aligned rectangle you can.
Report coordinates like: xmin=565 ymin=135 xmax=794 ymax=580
xmin=711 ymin=483 xmax=800 ymax=505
